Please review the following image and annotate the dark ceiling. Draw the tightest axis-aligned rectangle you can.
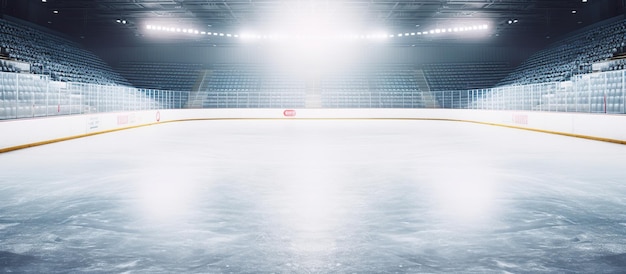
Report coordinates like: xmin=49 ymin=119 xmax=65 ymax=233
xmin=1 ymin=0 xmax=625 ymax=47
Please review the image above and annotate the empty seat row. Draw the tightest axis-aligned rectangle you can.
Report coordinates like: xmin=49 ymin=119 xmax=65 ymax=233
xmin=115 ymin=62 xmax=203 ymax=91
xmin=500 ymin=19 xmax=626 ymax=85
xmin=0 ymin=18 xmax=128 ymax=85
xmin=424 ymin=62 xmax=512 ymax=91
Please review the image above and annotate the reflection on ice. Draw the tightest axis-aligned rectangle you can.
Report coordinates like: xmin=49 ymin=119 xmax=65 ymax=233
xmin=428 ymin=166 xmax=499 ymax=225
xmin=267 ymin=143 xmax=348 ymax=253
xmin=2 ymin=120 xmax=626 ymax=273
xmin=130 ymin=169 xmax=201 ymax=222
xmin=281 ymin=175 xmax=338 ymax=233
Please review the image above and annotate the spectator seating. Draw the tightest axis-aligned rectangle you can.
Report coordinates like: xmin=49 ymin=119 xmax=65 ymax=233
xmin=202 ymin=67 xmax=307 ymax=108
xmin=321 ymin=68 xmax=424 ymax=108
xmin=423 ymin=62 xmax=512 ymax=91
xmin=0 ymin=59 xmax=21 ymax=73
xmin=198 ymin=66 xmax=425 ymax=108
xmin=0 ymin=18 xmax=128 ymax=86
xmin=500 ymin=18 xmax=626 ymax=86
xmin=116 ymin=62 xmax=203 ymax=91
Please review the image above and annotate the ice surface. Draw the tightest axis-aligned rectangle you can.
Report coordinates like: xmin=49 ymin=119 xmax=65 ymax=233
xmin=1 ymin=119 xmax=626 ymax=273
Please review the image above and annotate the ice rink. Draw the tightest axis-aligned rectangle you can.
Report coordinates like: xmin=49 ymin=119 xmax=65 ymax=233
xmin=1 ymin=119 xmax=626 ymax=273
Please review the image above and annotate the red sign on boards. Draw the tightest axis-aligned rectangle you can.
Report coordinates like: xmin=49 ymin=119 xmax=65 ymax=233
xmin=283 ymin=109 xmax=297 ymax=117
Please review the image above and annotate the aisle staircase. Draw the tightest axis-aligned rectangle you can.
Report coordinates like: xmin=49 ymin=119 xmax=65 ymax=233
xmin=415 ymin=69 xmax=440 ymax=108
xmin=186 ymin=70 xmax=211 ymax=108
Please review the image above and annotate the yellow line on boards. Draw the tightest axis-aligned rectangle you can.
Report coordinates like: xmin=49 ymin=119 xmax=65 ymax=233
xmin=1 ymin=117 xmax=624 ymax=154
xmin=0 ymin=122 xmax=161 ymax=154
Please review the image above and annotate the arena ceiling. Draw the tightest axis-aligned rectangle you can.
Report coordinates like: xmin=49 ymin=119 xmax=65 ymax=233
xmin=1 ymin=0 xmax=624 ymax=47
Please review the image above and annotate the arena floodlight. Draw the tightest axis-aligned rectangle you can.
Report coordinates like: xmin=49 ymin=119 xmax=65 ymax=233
xmin=227 ymin=34 xmax=232 ymax=37
xmin=239 ymin=32 xmax=254 ymax=40
xmin=411 ymin=32 xmax=415 ymax=36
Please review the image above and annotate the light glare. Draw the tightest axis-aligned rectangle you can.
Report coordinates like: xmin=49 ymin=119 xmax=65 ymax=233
xmin=144 ymin=22 xmax=489 ymax=41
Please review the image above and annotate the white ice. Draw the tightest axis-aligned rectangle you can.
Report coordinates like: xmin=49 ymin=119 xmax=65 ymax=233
xmin=1 ymin=119 xmax=626 ymax=273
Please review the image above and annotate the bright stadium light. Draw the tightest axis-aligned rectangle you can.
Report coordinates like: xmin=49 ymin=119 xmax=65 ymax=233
xmin=143 ymin=18 xmax=489 ymax=41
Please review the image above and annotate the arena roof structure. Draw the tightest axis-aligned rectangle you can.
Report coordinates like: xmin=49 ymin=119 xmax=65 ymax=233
xmin=2 ymin=0 xmax=624 ymax=47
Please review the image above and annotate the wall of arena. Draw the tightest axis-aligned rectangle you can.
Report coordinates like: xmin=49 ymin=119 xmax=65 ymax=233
xmin=1 ymin=109 xmax=625 ymax=153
